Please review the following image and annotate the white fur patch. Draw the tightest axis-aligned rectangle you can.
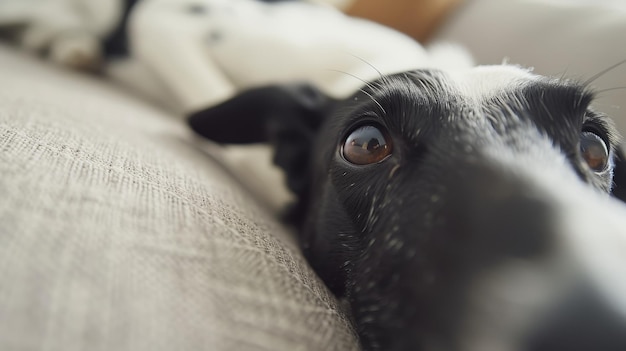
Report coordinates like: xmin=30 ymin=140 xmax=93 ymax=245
xmin=446 ymin=64 xmax=540 ymax=107
xmin=129 ymin=0 xmax=468 ymax=111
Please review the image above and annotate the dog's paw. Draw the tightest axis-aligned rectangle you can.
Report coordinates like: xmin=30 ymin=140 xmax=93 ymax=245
xmin=49 ymin=32 xmax=103 ymax=72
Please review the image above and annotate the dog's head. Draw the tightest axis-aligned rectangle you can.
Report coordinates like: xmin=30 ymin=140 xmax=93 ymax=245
xmin=189 ymin=65 xmax=626 ymax=351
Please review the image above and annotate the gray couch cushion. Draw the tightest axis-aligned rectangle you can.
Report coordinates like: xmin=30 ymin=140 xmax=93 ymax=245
xmin=0 ymin=45 xmax=358 ymax=351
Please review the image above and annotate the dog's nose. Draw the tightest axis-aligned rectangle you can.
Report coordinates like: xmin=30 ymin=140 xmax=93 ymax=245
xmin=446 ymin=163 xmax=556 ymax=260
xmin=444 ymin=159 xmax=626 ymax=351
xmin=524 ymin=285 xmax=626 ymax=351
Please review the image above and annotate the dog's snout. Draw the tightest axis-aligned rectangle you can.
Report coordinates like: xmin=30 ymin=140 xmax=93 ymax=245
xmin=445 ymin=162 xmax=556 ymax=260
xmin=443 ymin=154 xmax=626 ymax=351
xmin=524 ymin=285 xmax=626 ymax=351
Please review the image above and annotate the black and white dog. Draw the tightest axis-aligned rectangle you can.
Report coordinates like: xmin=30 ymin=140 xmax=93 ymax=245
xmin=5 ymin=1 xmax=626 ymax=349
xmin=190 ymin=64 xmax=626 ymax=350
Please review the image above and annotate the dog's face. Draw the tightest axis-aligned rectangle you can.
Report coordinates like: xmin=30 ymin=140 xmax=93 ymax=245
xmin=189 ymin=65 xmax=626 ymax=351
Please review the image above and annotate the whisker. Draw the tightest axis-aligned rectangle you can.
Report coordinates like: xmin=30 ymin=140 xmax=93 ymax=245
xmin=539 ymin=91 xmax=553 ymax=121
xmin=596 ymin=86 xmax=626 ymax=95
xmin=558 ymin=64 xmax=571 ymax=81
xmin=583 ymin=59 xmax=626 ymax=86
xmin=327 ymin=68 xmax=377 ymax=91
xmin=359 ymin=88 xmax=387 ymax=116
xmin=346 ymin=53 xmax=384 ymax=82
xmin=326 ymin=68 xmax=386 ymax=114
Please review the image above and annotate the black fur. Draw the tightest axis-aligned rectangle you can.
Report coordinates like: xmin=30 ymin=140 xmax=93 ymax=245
xmin=611 ymin=147 xmax=626 ymax=202
xmin=189 ymin=84 xmax=330 ymax=213
xmin=189 ymin=70 xmax=626 ymax=350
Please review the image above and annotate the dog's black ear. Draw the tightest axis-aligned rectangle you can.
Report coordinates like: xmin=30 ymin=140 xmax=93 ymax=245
xmin=188 ymin=85 xmax=302 ymax=144
xmin=188 ymin=84 xmax=333 ymax=208
xmin=612 ymin=146 xmax=626 ymax=202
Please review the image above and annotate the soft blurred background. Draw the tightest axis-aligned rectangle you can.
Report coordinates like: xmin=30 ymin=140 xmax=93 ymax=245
xmin=2 ymin=0 xmax=624 ymax=130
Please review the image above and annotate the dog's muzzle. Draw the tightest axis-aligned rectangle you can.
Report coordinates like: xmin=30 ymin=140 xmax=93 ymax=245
xmin=441 ymin=142 xmax=626 ymax=351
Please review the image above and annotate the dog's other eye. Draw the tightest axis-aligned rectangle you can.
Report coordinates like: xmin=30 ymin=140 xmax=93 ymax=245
xmin=342 ymin=125 xmax=392 ymax=165
xmin=580 ymin=131 xmax=609 ymax=172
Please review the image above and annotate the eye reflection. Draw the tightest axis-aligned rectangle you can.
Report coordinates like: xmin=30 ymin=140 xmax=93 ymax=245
xmin=580 ymin=131 xmax=609 ymax=172
xmin=342 ymin=125 xmax=392 ymax=165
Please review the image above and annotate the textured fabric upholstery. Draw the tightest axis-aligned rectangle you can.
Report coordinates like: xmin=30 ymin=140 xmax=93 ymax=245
xmin=0 ymin=45 xmax=358 ymax=351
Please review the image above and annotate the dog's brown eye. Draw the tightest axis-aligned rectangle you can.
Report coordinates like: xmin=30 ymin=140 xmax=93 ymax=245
xmin=342 ymin=125 xmax=392 ymax=165
xmin=580 ymin=131 xmax=609 ymax=172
